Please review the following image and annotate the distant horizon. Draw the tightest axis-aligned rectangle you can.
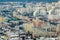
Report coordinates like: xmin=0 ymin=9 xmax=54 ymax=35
xmin=0 ymin=0 xmax=59 ymax=3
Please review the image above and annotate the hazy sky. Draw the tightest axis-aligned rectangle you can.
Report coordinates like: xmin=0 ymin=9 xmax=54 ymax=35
xmin=0 ymin=0 xmax=59 ymax=2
